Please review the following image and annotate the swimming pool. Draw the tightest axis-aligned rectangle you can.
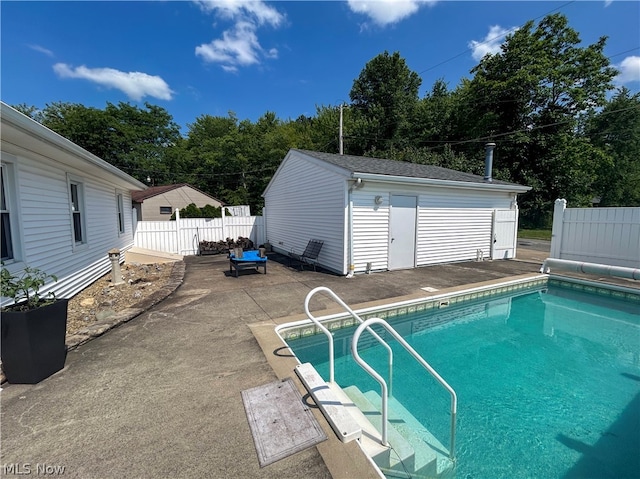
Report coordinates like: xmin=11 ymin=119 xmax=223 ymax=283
xmin=284 ymin=278 xmax=640 ymax=478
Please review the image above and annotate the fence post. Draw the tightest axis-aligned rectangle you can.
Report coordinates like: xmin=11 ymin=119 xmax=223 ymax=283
xmin=221 ymin=207 xmax=226 ymax=241
xmin=175 ymin=208 xmax=181 ymax=254
xmin=132 ymin=207 xmax=138 ymax=245
xmin=550 ymin=199 xmax=566 ymax=259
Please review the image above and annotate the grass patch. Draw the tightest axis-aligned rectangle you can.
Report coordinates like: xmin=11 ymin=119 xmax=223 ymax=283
xmin=518 ymin=229 xmax=552 ymax=241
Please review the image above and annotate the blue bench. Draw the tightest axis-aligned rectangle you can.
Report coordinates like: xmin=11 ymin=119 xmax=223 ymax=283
xmin=229 ymin=250 xmax=267 ymax=277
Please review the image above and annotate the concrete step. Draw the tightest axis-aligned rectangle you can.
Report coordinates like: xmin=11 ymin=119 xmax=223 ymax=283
xmin=363 ymin=391 xmax=456 ymax=479
xmin=343 ymin=385 xmax=416 ymax=476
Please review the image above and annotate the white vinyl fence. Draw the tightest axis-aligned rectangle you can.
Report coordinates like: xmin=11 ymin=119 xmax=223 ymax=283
xmin=134 ymin=211 xmax=266 ymax=256
xmin=550 ymin=199 xmax=640 ymax=268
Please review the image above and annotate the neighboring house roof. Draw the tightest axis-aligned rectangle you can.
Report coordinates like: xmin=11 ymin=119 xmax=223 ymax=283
xmin=131 ymin=183 xmax=224 ymax=205
xmin=291 ymin=149 xmax=530 ymax=192
xmin=1 ymin=101 xmax=146 ymax=191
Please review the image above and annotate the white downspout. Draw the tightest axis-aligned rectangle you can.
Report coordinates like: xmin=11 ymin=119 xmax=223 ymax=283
xmin=346 ymin=182 xmax=355 ymax=278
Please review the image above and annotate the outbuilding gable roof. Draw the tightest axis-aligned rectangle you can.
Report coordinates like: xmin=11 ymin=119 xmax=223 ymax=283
xmin=293 ymin=149 xmax=529 ymax=190
xmin=131 ymin=183 xmax=224 ymax=204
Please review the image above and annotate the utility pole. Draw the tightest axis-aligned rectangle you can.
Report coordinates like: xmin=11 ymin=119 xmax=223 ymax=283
xmin=339 ymin=104 xmax=344 ymax=155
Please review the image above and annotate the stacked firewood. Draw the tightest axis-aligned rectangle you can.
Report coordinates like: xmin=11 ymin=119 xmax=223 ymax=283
xmin=198 ymin=237 xmax=255 ymax=255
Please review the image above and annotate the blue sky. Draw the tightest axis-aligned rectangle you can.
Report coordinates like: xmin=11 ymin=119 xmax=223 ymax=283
xmin=2 ymin=1 xmax=639 ymax=134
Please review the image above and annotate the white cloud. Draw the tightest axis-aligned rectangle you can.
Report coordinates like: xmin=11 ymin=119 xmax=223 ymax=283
xmin=469 ymin=25 xmax=515 ymax=61
xmin=347 ymin=0 xmax=435 ymax=26
xmin=196 ymin=21 xmax=261 ymax=66
xmin=615 ymin=56 xmax=640 ymax=84
xmin=28 ymin=44 xmax=54 ymax=57
xmin=194 ymin=0 xmax=284 ymax=71
xmin=195 ymin=0 xmax=285 ymax=73
xmin=194 ymin=0 xmax=284 ymax=27
xmin=53 ymin=63 xmax=174 ymax=101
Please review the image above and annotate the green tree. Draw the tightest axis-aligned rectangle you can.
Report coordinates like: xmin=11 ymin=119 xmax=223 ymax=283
xmin=349 ymin=51 xmax=421 ymax=155
xmin=586 ymin=88 xmax=640 ymax=206
xmin=35 ymin=101 xmax=181 ymax=184
xmin=462 ymin=13 xmax=617 ymax=226
xmin=185 ymin=113 xmax=245 ymax=202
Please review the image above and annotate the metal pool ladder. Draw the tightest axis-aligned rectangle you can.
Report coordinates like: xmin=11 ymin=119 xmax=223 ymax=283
xmin=352 ymin=317 xmax=458 ymax=460
xmin=304 ymin=287 xmax=394 ymax=390
xmin=303 ymin=287 xmax=457 ymax=459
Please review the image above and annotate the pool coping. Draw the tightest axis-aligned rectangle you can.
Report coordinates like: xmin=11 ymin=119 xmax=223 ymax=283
xmin=248 ymin=272 xmax=639 ymax=479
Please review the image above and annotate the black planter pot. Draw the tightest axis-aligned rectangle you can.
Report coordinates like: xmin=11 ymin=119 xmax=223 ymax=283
xmin=1 ymin=299 xmax=68 ymax=384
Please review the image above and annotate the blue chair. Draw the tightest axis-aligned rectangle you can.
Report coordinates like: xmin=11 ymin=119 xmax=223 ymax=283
xmin=229 ymin=249 xmax=267 ymax=277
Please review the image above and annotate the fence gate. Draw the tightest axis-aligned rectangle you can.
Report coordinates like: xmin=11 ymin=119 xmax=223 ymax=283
xmin=491 ymin=209 xmax=518 ymax=259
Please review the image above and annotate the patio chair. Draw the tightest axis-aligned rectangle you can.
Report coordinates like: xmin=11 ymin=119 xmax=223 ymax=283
xmin=229 ymin=248 xmax=267 ymax=277
xmin=289 ymin=240 xmax=324 ymax=271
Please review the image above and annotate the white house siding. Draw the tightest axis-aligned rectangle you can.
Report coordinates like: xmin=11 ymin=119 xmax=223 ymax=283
xmin=264 ymin=152 xmax=346 ymax=274
xmin=1 ymin=108 xmax=142 ymax=304
xmin=7 ymin=153 xmax=137 ymax=299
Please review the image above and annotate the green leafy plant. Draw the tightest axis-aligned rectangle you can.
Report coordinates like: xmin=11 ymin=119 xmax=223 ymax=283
xmin=1 ymin=264 xmax=58 ymax=311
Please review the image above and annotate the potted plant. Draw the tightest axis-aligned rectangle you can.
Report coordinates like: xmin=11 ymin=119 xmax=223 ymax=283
xmin=1 ymin=264 xmax=68 ymax=384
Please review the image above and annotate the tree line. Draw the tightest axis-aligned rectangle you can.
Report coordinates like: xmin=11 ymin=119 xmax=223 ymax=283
xmin=14 ymin=13 xmax=640 ymax=227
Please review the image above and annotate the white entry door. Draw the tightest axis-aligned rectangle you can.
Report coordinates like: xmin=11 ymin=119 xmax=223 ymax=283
xmin=388 ymin=195 xmax=417 ymax=270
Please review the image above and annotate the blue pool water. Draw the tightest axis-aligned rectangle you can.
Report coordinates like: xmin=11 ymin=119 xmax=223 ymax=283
xmin=286 ymin=285 xmax=640 ymax=478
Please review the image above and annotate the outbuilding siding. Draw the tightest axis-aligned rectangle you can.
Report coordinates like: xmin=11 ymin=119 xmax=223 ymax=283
xmin=417 ymin=188 xmax=514 ymax=265
xmin=352 ymin=190 xmax=390 ymax=272
xmin=263 ymin=149 xmax=528 ymax=275
xmin=417 ymin=208 xmax=494 ymax=264
xmin=265 ymin=152 xmax=346 ymax=273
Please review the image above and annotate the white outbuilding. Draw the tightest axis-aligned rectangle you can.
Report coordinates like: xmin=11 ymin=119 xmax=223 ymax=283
xmin=263 ymin=149 xmax=530 ymax=275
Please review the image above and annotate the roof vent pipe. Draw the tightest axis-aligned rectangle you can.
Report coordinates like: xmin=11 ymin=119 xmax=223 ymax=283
xmin=484 ymin=142 xmax=496 ymax=182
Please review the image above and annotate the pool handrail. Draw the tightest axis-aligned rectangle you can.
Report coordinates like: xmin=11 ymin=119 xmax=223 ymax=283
xmin=351 ymin=317 xmax=458 ymax=460
xmin=304 ymin=286 xmax=393 ymax=389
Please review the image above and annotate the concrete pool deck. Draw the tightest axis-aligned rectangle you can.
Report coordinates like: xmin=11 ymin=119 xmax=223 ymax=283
xmin=1 ymin=245 xmax=638 ymax=478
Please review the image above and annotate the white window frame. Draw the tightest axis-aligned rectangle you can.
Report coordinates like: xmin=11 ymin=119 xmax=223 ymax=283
xmin=67 ymin=175 xmax=87 ymax=247
xmin=116 ymin=191 xmax=125 ymax=235
xmin=1 ymin=161 xmax=20 ymax=263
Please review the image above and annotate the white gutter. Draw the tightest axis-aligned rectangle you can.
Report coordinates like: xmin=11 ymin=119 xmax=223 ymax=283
xmin=353 ymin=172 xmax=531 ymax=193
xmin=540 ymin=258 xmax=640 ymax=280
